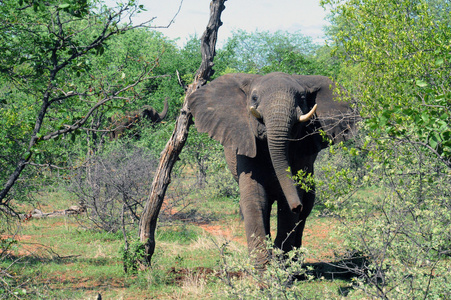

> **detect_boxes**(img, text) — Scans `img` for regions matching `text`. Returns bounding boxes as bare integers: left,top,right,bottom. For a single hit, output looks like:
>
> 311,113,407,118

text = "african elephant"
109,98,168,139
188,72,356,265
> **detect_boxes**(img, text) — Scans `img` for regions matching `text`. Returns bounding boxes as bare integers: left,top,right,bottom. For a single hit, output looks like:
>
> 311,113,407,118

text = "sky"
131,0,330,47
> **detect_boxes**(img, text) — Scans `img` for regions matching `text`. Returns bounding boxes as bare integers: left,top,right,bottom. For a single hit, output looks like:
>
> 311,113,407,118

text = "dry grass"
179,269,208,298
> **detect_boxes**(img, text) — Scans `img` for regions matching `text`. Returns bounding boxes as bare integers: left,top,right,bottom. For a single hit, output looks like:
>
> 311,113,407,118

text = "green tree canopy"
216,30,338,76
324,0,451,166
0,0,163,211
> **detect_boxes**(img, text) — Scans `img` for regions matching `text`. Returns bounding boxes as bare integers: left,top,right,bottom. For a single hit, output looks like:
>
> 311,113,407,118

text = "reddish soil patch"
302,218,343,262
1,234,32,241
196,217,342,263
197,223,246,246
0,234,42,257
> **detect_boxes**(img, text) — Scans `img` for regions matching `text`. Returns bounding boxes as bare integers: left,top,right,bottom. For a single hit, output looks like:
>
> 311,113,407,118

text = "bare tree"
138,0,227,265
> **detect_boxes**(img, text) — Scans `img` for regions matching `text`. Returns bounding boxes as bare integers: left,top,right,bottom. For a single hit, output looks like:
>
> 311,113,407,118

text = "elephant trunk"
158,98,169,120
266,105,302,213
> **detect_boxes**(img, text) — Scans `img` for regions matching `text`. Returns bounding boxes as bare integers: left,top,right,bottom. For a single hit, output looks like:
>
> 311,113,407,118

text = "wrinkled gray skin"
188,72,356,265
109,98,168,139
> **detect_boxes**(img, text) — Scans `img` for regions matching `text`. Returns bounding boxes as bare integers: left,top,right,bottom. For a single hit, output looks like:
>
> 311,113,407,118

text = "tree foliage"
216,30,338,76
324,0,451,166
0,0,161,212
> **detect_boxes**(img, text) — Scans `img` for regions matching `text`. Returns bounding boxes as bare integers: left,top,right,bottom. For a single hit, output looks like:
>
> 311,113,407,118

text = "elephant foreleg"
238,169,272,266
274,188,314,252
274,152,317,252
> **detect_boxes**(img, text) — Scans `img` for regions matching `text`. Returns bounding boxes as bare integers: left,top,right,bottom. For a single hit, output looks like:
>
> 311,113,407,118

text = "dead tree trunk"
138,0,226,265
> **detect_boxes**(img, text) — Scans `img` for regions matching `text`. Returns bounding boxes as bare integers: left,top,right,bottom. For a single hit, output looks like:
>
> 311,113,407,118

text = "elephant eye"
251,94,258,102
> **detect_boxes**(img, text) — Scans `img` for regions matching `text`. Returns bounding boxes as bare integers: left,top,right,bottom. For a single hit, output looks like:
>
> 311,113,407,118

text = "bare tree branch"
150,0,184,29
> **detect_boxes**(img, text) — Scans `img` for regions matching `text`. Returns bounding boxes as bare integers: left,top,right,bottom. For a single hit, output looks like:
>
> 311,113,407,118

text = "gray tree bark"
138,0,226,265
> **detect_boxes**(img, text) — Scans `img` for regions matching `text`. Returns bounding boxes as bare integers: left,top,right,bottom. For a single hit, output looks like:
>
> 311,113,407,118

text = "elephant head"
188,72,354,213
141,97,169,124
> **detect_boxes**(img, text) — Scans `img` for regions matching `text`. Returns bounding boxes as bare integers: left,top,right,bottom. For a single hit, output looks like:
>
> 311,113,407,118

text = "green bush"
217,241,311,299
120,238,146,274
311,136,451,298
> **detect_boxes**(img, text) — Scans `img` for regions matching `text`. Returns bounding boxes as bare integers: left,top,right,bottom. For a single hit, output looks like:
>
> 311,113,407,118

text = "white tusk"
298,104,317,123
249,106,262,119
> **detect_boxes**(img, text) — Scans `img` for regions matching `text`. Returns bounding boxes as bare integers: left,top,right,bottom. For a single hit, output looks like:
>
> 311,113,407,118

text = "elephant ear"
188,73,261,157
293,75,356,145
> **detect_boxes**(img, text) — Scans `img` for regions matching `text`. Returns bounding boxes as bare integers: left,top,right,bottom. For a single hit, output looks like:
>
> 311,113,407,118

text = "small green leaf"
421,111,430,123
435,58,444,66
429,135,439,150
59,3,70,9
416,80,428,88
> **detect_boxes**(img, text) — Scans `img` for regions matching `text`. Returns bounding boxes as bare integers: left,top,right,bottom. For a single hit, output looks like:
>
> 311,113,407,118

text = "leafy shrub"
309,135,451,298
120,238,146,274
310,136,369,214
217,240,311,299
319,0,451,296
343,141,450,298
